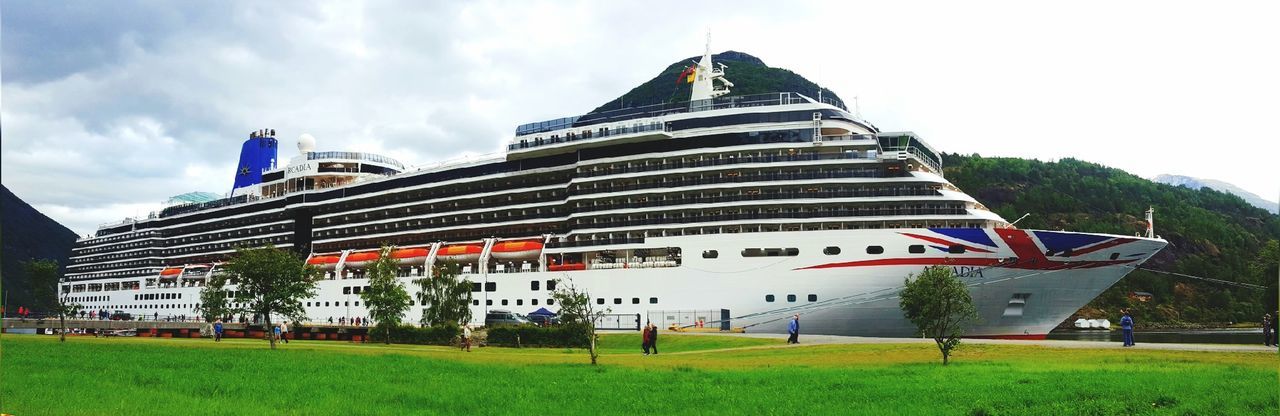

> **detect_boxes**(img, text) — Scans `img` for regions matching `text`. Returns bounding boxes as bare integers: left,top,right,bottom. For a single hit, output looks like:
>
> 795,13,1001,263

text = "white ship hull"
76,228,1164,338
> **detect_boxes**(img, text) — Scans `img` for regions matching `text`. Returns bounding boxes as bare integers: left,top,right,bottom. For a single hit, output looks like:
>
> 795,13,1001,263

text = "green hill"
586,51,842,115
1,184,78,312
943,154,1280,325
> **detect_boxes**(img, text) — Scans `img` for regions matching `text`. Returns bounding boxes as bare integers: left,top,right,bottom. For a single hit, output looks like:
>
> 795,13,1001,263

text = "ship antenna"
1006,213,1031,228
1145,206,1156,238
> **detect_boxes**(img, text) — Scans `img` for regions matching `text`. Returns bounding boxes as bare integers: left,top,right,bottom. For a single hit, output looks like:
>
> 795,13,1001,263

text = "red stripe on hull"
968,334,1049,340
796,257,1002,270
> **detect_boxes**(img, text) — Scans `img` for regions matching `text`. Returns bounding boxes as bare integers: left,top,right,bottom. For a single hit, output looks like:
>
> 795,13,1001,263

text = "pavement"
676,331,1280,353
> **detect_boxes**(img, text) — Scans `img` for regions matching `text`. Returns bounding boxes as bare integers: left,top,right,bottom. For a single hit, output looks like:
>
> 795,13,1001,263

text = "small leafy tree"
362,245,412,344
29,259,80,342
414,263,473,327
899,266,978,365
222,245,319,349
195,273,236,322
551,278,607,365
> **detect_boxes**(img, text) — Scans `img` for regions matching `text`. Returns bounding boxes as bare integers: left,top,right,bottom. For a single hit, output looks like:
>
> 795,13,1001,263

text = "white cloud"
3,0,1278,236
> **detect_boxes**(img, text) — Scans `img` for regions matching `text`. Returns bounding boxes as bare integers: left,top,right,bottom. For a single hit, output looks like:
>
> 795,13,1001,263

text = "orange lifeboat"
391,247,430,266
342,251,380,269
307,255,342,271
490,240,543,261
159,267,183,277
436,244,482,263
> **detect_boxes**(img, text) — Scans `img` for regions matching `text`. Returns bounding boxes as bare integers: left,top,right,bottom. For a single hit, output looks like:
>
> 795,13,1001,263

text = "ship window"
596,298,605,305
354,301,359,306
548,299,555,305
632,298,640,304
787,294,797,302
649,297,658,304
866,246,884,255
823,246,841,255
1109,253,1120,260
501,299,508,306
949,245,966,254
530,281,540,291
473,300,480,306
909,245,926,254
343,287,351,295
484,282,496,292
531,299,539,305
765,294,776,302
808,294,817,302
702,250,719,259
546,280,557,291
516,299,524,306
471,283,482,292
741,248,799,257
325,302,330,307
486,300,493,306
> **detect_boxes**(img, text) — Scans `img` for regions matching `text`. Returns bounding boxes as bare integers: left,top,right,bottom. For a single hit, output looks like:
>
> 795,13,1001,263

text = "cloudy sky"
4,1,1278,235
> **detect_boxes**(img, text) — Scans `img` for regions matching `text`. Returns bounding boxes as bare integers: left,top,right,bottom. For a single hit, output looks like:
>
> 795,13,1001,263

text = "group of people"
641,322,660,355
326,316,368,326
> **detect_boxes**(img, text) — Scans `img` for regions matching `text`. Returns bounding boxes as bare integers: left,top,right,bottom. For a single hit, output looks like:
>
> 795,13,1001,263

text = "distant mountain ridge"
1,184,78,311
1154,174,1278,214
586,51,842,116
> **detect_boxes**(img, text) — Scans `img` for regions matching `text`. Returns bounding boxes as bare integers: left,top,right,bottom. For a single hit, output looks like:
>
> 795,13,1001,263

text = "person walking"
648,323,659,355
214,319,224,342
787,314,800,344
461,325,472,352
1263,313,1274,347
280,320,290,344
272,323,282,343
641,323,652,356
1120,309,1135,347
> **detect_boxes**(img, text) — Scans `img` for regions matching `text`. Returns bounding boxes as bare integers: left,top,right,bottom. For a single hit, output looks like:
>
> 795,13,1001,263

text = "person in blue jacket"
1120,309,1135,347
787,314,800,344
213,319,223,342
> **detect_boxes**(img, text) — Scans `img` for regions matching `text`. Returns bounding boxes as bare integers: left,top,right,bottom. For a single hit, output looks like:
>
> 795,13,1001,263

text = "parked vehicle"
484,310,530,327
109,310,132,321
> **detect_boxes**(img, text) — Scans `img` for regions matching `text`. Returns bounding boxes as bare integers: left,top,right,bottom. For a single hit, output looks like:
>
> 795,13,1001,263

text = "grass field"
1,333,1275,415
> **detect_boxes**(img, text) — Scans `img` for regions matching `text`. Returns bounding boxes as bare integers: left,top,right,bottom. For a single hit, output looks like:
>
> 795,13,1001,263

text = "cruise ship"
62,44,1167,338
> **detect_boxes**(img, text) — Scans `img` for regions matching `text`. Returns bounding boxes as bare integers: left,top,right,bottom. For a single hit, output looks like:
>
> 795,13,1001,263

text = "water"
1047,328,1268,345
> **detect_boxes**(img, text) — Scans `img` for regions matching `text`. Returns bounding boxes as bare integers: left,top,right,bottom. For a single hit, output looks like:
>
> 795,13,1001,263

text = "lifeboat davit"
307,255,342,271
342,251,380,269
436,244,482,263
490,240,543,261
390,247,430,266
159,267,183,277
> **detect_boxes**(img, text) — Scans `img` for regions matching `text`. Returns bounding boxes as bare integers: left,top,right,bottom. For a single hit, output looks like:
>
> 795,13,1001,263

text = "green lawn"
1,334,1275,415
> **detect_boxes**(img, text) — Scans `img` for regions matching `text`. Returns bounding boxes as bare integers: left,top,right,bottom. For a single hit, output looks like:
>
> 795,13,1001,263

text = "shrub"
485,323,590,348
367,323,459,345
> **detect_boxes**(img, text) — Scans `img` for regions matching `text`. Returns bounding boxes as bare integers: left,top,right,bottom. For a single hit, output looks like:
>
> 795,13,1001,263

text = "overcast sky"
4,1,1278,236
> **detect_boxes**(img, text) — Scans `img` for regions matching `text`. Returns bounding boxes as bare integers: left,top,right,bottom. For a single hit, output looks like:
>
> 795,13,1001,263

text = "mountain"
1,184,79,311
586,51,842,115
944,154,1280,324
1154,174,1278,214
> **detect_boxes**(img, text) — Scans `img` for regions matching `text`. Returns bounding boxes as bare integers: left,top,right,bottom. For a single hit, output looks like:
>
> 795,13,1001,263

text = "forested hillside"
943,154,1280,325
1,184,78,311
585,51,841,115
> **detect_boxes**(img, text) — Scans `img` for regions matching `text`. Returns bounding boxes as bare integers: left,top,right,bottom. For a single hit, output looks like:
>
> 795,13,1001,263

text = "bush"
367,323,459,345
486,323,590,348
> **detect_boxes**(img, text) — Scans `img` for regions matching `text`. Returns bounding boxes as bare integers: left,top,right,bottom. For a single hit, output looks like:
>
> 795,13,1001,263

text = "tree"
414,263,473,327
551,279,607,365
28,259,79,342
222,245,319,349
361,245,412,344
899,266,978,365
195,273,236,323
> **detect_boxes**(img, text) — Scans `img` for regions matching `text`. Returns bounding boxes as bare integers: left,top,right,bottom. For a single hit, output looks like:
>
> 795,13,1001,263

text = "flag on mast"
676,65,697,84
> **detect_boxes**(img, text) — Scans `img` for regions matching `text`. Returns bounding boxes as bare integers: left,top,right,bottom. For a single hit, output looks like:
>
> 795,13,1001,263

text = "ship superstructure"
62,45,1166,337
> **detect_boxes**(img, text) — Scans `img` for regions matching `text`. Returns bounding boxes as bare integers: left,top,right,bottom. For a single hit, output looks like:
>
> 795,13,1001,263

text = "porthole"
948,245,966,254
1109,253,1120,260
596,298,605,305
702,250,719,259
649,297,658,304
866,246,884,255
823,246,841,255
808,294,817,302
631,298,640,304
909,245,926,254
765,294,776,302
787,294,797,302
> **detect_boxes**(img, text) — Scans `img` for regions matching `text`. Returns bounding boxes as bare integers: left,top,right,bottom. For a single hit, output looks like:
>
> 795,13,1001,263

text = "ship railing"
547,237,646,249
514,91,841,138
573,188,941,213
575,149,878,178
570,169,887,196
508,121,669,151
573,207,969,230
